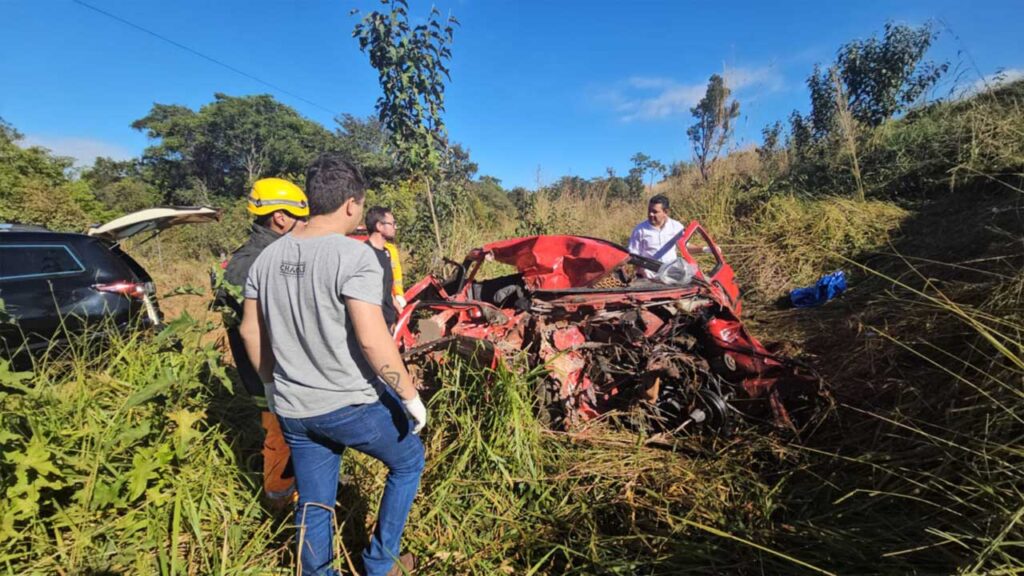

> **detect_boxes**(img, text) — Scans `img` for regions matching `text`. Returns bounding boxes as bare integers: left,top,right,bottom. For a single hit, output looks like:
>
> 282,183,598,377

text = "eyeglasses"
382,221,398,229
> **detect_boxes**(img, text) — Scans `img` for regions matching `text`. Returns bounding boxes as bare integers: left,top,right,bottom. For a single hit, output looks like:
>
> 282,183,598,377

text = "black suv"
0,207,219,360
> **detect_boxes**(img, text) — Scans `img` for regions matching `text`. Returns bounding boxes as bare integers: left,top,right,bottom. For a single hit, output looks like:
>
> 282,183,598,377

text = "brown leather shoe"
385,553,416,576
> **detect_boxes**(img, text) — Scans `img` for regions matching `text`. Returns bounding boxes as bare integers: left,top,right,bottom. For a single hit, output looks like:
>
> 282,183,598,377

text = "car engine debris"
395,222,828,437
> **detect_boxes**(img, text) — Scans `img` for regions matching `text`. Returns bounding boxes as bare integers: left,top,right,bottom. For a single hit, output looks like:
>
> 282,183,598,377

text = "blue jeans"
278,389,425,576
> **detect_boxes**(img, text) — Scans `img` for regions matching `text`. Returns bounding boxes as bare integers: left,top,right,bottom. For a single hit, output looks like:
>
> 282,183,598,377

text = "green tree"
541,176,580,199
0,117,114,229
441,143,478,185
94,178,161,215
81,156,142,189
466,175,515,226
0,118,70,199
788,24,947,200
624,153,666,193
686,74,741,181
667,160,691,179
507,186,531,213
81,157,160,215
646,159,666,189
758,121,785,175
132,94,337,203
602,167,631,201
354,0,458,253
787,110,813,159
333,114,397,189
805,23,947,139
627,153,650,195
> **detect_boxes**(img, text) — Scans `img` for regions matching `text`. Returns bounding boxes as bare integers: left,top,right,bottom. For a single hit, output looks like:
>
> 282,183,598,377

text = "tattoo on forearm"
380,363,404,394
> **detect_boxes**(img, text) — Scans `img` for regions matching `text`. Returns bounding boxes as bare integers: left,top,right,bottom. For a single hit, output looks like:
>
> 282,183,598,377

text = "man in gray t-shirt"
240,154,426,576
245,234,385,417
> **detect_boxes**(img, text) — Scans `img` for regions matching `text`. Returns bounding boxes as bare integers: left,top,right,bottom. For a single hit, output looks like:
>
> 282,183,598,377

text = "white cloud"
598,65,784,122
958,68,1024,99
724,66,786,93
19,135,135,167
620,83,707,122
626,76,677,90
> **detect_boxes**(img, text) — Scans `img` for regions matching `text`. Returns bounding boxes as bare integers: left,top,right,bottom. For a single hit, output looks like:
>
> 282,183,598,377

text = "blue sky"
2,0,1022,189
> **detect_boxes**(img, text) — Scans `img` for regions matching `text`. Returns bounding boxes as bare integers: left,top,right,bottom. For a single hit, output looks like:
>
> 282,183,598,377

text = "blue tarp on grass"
790,270,847,308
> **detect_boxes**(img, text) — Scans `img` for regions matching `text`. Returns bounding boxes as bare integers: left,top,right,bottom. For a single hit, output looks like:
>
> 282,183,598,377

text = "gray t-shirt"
245,233,385,418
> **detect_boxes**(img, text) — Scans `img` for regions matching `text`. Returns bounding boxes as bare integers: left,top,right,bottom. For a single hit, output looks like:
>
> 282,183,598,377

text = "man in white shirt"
628,194,685,278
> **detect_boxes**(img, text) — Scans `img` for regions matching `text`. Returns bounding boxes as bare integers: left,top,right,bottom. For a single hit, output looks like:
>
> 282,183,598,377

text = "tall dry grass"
3,77,1022,576
773,254,1024,574
0,318,836,575
4,247,1019,574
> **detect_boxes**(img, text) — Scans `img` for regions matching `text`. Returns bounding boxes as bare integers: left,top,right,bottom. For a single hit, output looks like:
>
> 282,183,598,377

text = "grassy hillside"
1,83,1022,574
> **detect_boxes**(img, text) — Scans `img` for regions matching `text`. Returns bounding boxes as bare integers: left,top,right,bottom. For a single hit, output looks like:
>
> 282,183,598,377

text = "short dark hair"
649,194,670,211
254,210,299,227
365,205,392,234
305,153,367,216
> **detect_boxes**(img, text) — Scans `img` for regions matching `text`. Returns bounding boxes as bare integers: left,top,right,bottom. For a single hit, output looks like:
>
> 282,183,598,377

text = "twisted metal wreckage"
392,221,827,436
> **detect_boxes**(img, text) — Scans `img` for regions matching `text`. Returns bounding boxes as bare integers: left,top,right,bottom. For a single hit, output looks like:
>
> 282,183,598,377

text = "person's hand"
402,394,428,434
395,294,407,311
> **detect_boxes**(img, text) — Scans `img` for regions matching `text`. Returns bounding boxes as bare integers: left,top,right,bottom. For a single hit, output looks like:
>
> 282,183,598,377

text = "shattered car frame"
395,221,823,435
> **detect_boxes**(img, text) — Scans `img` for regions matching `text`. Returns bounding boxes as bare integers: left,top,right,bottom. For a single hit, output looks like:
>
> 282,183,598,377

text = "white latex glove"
402,394,428,434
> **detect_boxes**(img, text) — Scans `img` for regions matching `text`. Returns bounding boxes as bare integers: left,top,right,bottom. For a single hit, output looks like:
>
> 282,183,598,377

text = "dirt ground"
143,255,230,349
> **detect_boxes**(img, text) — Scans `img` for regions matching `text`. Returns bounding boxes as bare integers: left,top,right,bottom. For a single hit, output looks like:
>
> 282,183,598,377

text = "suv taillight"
93,282,147,299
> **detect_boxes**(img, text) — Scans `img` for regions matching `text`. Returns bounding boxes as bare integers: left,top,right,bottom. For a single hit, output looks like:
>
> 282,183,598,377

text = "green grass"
2,230,1021,574
0,317,835,575
0,315,287,575
2,79,1023,576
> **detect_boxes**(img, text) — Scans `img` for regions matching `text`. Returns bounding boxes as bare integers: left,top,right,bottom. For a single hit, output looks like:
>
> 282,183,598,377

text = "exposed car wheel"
654,378,732,437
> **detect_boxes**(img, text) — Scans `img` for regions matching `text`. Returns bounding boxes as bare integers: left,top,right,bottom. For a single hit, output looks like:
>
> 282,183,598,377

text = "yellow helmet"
247,178,309,218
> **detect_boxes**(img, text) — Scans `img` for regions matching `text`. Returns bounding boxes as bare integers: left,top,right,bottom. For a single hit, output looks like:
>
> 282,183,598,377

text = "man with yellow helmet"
222,177,309,507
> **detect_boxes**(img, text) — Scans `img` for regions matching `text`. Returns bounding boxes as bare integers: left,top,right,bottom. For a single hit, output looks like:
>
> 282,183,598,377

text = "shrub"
0,315,280,574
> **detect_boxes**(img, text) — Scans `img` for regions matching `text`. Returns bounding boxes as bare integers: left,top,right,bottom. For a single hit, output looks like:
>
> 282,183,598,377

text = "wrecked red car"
395,221,824,435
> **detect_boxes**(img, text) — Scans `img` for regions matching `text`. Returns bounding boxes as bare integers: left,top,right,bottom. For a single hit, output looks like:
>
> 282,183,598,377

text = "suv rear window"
0,245,86,281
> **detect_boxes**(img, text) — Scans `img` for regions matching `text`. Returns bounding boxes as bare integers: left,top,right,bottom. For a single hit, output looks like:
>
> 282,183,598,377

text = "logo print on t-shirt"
279,261,306,277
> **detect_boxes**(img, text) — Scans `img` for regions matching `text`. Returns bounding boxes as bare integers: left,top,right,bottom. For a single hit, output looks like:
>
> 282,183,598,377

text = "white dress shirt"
628,218,685,277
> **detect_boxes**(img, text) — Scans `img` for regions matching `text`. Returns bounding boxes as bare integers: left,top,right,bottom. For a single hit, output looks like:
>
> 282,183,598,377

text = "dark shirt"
366,241,397,326
220,223,282,397
225,224,281,290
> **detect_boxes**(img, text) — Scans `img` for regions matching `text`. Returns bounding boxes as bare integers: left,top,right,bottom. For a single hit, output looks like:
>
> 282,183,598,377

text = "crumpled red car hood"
482,235,630,290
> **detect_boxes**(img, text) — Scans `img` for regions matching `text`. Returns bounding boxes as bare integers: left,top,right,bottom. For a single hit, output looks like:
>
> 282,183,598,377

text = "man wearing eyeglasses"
364,206,402,330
